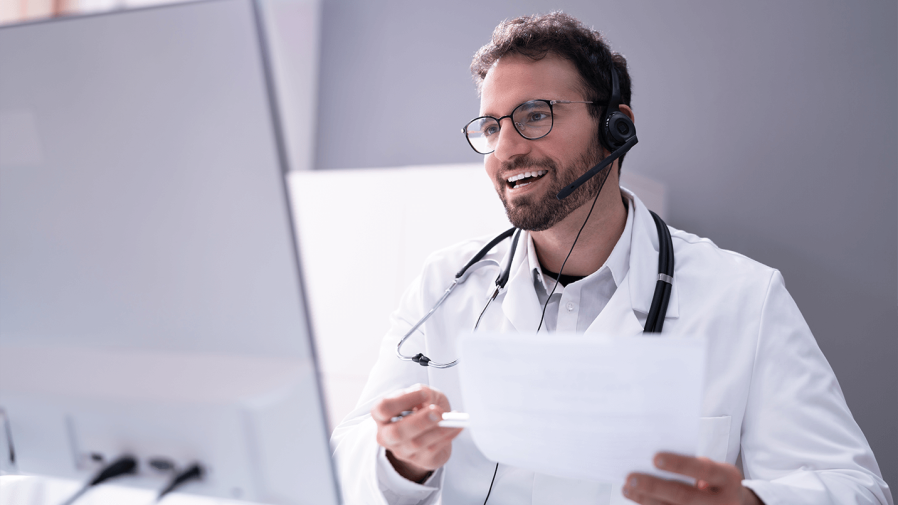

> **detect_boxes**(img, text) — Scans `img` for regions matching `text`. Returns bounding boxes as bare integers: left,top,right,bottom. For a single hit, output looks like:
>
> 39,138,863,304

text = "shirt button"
566,302,575,311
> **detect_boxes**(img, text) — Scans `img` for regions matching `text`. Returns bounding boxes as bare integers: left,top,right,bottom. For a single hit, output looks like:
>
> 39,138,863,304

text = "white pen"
437,411,469,428
390,410,470,428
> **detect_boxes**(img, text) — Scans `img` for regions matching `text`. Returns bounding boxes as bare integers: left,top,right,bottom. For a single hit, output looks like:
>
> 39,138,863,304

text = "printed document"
456,332,707,484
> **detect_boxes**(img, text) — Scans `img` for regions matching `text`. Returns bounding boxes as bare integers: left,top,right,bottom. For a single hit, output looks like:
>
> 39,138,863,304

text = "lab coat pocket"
697,415,731,462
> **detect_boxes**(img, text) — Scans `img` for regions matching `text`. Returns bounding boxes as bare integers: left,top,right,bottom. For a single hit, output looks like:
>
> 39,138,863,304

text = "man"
331,12,892,505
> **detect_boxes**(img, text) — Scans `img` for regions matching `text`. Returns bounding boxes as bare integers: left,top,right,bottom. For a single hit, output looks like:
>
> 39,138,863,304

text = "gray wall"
314,0,898,492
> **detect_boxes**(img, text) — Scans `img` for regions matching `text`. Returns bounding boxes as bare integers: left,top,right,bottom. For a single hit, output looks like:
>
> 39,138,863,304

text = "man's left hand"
622,452,764,505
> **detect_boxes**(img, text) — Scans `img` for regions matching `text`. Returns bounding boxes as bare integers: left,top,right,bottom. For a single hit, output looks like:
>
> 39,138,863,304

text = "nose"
492,116,530,162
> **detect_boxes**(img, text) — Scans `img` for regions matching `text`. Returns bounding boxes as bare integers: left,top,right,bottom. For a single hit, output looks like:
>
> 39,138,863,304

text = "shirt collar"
526,192,634,290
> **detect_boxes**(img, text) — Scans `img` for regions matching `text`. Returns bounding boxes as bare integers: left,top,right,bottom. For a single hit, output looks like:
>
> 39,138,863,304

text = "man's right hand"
371,384,463,483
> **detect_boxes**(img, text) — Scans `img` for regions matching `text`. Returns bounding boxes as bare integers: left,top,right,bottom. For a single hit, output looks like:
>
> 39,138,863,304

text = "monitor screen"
0,0,340,502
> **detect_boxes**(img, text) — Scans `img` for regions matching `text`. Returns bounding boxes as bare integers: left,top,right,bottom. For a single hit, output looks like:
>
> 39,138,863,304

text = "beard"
496,141,608,231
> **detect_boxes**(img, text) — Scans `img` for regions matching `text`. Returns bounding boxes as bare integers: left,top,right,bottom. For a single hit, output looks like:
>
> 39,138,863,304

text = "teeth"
506,170,547,183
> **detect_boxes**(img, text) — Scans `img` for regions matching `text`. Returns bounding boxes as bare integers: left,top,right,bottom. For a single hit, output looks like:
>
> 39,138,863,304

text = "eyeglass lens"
465,100,554,154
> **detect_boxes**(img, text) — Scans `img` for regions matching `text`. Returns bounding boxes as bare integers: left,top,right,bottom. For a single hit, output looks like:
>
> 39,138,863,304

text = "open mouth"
506,170,548,189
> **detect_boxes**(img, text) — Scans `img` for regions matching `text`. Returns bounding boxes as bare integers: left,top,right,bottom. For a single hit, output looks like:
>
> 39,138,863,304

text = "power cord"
59,455,137,505
156,463,204,503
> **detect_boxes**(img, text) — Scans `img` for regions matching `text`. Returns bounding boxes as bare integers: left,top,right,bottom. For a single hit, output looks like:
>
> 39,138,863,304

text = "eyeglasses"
462,99,597,155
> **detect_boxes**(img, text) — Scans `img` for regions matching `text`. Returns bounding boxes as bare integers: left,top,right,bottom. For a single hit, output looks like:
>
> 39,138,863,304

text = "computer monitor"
0,0,340,503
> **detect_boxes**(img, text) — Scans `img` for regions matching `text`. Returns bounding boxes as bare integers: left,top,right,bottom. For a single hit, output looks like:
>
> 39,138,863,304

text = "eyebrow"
479,98,543,118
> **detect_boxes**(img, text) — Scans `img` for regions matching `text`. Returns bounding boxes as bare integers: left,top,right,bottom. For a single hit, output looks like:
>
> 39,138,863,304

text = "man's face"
479,53,605,232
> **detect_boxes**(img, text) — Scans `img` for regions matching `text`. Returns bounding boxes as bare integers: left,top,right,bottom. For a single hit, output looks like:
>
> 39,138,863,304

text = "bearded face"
495,140,607,231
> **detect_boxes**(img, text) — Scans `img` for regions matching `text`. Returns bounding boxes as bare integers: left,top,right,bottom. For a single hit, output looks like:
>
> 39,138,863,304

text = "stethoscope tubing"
644,210,674,333
394,279,462,367
395,228,520,368
396,213,672,368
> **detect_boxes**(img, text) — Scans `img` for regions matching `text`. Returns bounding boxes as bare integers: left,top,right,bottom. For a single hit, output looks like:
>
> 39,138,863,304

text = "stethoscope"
395,209,674,368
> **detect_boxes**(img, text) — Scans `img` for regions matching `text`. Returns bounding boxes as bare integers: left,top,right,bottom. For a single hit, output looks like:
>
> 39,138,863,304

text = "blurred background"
2,0,896,497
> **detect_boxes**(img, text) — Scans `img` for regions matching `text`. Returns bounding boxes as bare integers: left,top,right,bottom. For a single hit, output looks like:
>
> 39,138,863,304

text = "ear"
619,104,635,123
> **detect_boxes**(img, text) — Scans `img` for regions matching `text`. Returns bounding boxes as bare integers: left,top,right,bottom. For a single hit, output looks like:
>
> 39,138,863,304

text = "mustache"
500,156,557,173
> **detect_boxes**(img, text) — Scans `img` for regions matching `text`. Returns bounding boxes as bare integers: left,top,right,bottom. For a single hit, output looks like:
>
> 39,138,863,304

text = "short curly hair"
471,11,632,159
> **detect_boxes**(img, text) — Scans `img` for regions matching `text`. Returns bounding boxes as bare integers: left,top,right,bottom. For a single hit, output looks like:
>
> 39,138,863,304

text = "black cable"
482,463,499,505
59,455,137,505
156,463,204,502
536,166,609,332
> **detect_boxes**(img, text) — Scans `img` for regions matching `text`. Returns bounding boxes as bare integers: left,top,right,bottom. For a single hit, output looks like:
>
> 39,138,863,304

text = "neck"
530,174,627,277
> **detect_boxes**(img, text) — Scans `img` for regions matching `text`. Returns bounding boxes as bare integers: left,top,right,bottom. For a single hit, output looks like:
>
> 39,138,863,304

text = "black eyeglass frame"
462,99,599,155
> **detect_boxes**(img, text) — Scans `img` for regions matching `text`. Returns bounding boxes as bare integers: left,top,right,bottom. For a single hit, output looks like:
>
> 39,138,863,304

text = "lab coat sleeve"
330,267,445,505
739,270,893,505
376,446,444,504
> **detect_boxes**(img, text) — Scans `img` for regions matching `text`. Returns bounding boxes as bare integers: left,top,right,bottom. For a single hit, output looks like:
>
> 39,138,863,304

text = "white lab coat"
331,189,892,505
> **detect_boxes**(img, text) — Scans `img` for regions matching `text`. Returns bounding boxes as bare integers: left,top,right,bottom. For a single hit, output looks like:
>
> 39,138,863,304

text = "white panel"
288,164,509,427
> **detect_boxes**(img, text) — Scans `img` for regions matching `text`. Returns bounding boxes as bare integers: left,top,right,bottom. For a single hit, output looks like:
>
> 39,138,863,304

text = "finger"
415,426,464,467
392,405,445,443
624,473,703,505
371,385,430,424
415,384,451,411
396,420,464,463
654,453,733,487
377,404,444,448
414,418,464,453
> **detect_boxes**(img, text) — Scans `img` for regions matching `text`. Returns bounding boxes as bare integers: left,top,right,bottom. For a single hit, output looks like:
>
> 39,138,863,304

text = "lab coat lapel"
584,270,645,336
584,190,680,336
498,233,545,333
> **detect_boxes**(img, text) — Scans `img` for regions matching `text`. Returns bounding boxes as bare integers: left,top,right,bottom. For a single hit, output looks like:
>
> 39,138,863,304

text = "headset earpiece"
604,110,635,150
600,65,636,151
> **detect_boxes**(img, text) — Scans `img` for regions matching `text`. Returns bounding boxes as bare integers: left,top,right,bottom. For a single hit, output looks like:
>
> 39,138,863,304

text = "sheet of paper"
456,332,707,484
